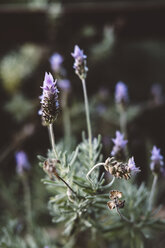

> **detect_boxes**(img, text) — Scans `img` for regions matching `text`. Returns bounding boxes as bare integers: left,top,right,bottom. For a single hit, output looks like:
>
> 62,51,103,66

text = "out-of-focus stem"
81,78,93,162
62,92,71,147
48,124,58,160
21,174,32,233
116,207,132,223
119,108,127,138
148,174,158,211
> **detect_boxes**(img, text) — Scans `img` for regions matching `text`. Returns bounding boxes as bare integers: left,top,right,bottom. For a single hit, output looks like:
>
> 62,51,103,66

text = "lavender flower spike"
111,131,128,159
128,157,140,175
49,53,63,73
40,72,59,125
115,81,128,105
71,45,88,80
150,146,164,174
15,151,30,175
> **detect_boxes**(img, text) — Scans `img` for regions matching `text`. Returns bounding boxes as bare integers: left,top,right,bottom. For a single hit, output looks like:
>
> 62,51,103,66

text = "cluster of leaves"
0,220,54,248
39,130,165,248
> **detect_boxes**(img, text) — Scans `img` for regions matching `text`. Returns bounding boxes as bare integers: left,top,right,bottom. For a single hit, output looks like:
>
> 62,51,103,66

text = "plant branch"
48,124,58,160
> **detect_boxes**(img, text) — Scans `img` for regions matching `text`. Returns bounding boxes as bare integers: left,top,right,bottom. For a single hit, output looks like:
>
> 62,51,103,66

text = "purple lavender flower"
57,79,71,92
49,53,63,73
15,151,30,175
150,146,164,174
71,45,88,80
40,72,59,125
71,45,87,59
128,157,140,174
111,131,128,159
115,81,128,104
151,83,163,105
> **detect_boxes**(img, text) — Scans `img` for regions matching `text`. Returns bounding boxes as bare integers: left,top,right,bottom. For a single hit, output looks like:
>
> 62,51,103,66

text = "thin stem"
119,108,127,138
58,175,77,196
118,104,129,157
48,124,58,160
81,79,92,162
62,92,71,147
86,162,105,183
116,207,132,223
21,174,33,233
148,174,158,211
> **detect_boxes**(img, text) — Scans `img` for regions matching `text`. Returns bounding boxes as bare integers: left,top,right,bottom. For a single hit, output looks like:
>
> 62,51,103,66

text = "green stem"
62,92,71,147
86,162,105,183
116,207,132,223
118,104,128,157
21,174,33,233
48,124,58,160
119,108,127,138
87,162,115,189
58,175,76,196
81,79,93,162
148,174,158,211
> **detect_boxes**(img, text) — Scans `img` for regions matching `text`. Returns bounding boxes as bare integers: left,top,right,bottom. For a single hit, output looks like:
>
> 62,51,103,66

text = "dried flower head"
115,81,128,105
71,45,88,80
104,156,140,179
111,131,128,160
104,157,131,180
49,53,63,73
107,190,125,210
15,151,30,175
43,159,60,180
110,190,122,199
150,146,164,174
40,72,59,125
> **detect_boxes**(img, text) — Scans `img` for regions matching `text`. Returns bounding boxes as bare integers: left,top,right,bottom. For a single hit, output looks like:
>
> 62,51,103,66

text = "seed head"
43,159,60,180
107,190,125,210
104,157,131,180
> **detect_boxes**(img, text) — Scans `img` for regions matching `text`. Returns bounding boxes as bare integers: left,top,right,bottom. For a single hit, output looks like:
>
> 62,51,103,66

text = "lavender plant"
38,46,165,248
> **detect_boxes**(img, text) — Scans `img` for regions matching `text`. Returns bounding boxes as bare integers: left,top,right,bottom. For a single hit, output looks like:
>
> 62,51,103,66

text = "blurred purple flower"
49,53,63,73
96,104,106,115
40,72,59,125
71,45,88,80
57,79,71,92
151,83,163,105
111,131,128,158
98,87,109,100
115,81,128,104
150,146,164,173
71,45,87,60
128,157,140,174
15,151,30,175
